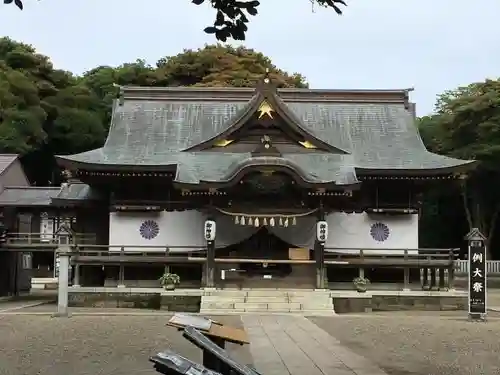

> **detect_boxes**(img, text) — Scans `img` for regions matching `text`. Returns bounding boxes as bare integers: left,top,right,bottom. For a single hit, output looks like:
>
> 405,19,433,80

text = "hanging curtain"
214,214,260,249
267,216,317,249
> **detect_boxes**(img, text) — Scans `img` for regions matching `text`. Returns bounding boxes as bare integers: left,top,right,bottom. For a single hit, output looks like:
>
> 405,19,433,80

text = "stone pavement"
0,299,49,313
242,315,388,375
487,289,500,311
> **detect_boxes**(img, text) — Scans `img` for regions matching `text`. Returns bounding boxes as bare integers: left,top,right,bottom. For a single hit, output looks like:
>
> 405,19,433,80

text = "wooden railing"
323,247,459,267
455,260,500,275
2,236,462,269
5,232,97,249
71,244,207,264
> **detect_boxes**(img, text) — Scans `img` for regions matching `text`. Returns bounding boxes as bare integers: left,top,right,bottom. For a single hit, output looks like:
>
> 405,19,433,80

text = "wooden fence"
455,260,500,275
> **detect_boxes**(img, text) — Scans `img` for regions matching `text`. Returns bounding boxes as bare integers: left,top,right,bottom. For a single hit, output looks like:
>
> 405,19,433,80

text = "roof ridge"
120,85,412,94
118,85,412,105
4,186,61,190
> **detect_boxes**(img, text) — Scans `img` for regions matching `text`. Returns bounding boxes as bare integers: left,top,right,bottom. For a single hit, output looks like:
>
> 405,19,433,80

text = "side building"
50,75,475,289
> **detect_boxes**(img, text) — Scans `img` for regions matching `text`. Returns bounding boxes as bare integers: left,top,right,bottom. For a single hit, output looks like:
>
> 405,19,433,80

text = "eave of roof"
55,81,472,178
0,186,61,207
50,182,105,207
56,154,178,172
0,154,20,176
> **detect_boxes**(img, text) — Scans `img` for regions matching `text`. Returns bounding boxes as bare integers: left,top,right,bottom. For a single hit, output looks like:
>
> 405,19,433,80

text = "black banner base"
468,313,487,322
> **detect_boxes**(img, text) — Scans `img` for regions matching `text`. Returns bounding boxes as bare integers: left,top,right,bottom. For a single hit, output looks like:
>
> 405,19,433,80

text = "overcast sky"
1,0,499,115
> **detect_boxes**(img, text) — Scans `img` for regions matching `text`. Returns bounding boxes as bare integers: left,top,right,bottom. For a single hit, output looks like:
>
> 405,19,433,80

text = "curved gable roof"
56,84,475,178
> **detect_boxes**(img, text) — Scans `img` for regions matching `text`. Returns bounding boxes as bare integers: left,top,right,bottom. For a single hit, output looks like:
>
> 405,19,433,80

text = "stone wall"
333,294,467,313
68,292,201,312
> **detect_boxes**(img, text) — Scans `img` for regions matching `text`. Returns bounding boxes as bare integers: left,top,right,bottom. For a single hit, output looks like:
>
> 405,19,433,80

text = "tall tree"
419,79,500,257
0,37,107,184
81,44,308,127
0,39,309,184
3,0,346,41
156,45,308,88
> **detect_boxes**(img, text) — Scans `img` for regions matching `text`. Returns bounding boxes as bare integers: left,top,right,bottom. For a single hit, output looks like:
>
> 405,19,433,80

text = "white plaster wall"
326,212,418,255
109,210,206,252
108,210,418,255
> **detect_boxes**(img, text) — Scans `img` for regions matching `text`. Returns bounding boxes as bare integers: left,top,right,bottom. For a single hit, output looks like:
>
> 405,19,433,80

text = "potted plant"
159,272,180,291
353,276,370,293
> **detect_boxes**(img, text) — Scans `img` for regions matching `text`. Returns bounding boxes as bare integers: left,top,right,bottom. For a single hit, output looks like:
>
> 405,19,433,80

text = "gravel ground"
0,315,251,375
311,311,500,375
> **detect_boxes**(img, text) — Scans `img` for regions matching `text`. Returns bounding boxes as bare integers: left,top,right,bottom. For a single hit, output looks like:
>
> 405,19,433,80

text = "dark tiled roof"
0,186,61,206
56,88,474,184
52,182,102,202
0,154,19,175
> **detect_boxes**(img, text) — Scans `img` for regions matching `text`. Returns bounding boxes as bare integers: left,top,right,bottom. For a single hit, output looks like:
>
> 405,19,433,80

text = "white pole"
53,250,71,317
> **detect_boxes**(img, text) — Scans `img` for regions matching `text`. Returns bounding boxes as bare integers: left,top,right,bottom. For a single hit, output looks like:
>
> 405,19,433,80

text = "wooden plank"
324,259,452,266
167,316,249,345
169,313,212,331
215,258,315,264
289,248,310,260
73,255,205,264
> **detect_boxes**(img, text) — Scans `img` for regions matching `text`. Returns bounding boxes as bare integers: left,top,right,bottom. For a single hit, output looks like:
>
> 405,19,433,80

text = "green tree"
156,45,308,88
0,39,309,184
4,0,346,41
80,44,308,128
0,37,108,184
419,79,500,257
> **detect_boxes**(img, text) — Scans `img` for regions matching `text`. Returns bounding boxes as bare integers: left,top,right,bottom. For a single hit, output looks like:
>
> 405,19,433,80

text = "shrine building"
13,74,476,290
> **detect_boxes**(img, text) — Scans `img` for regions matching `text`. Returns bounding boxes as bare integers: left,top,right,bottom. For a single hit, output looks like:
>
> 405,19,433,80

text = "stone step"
301,303,334,310
201,302,333,311
201,302,235,310
202,296,246,303
204,290,246,297
242,290,294,297
199,289,335,315
200,309,336,316
299,310,337,316
243,297,289,303
235,302,270,310
288,297,332,303
205,290,332,297
200,309,245,314
267,302,302,310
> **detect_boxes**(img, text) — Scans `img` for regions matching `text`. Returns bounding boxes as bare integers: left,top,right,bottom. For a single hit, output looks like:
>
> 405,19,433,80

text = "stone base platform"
65,287,467,314
331,290,467,313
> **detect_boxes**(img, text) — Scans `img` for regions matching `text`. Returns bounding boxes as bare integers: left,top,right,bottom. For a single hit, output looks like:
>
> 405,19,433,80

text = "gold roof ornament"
299,140,317,149
213,139,234,147
258,100,274,119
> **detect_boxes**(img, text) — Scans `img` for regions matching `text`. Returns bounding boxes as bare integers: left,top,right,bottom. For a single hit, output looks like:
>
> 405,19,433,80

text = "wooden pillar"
403,268,410,291
430,268,437,290
358,267,365,278
204,215,216,289
73,264,80,287
315,241,325,289
118,265,125,287
403,249,410,291
438,268,445,290
447,249,456,290
315,210,326,289
206,240,215,288
421,268,429,290
447,264,455,290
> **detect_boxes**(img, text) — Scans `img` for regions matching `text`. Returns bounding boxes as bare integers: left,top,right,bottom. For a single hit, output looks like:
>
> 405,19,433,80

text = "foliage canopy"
0,38,307,185
418,78,500,255
3,0,346,41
